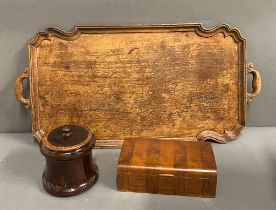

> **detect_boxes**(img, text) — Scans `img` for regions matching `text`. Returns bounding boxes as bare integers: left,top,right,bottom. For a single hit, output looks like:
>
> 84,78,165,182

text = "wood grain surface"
117,138,217,197
15,24,261,147
40,129,98,197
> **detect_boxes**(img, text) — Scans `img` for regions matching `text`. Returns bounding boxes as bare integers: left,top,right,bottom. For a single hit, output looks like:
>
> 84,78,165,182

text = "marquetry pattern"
117,138,217,197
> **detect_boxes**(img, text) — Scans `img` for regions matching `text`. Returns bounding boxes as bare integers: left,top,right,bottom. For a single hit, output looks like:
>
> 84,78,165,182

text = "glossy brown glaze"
40,125,98,197
117,138,217,197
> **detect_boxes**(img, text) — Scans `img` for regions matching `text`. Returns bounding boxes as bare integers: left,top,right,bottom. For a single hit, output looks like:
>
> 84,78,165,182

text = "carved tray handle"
15,68,31,109
247,63,261,104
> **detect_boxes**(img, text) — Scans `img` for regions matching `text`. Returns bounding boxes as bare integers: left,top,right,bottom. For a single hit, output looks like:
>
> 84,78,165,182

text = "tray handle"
247,63,261,104
15,68,31,109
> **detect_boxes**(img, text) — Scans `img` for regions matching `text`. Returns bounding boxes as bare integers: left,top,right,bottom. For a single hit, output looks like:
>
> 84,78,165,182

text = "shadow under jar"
40,125,98,197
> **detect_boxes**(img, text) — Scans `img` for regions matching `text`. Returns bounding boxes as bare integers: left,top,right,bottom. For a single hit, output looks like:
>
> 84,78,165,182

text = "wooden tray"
15,24,261,148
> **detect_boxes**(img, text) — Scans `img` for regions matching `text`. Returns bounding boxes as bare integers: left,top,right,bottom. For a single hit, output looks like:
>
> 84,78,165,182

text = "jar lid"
48,125,89,147
41,125,95,155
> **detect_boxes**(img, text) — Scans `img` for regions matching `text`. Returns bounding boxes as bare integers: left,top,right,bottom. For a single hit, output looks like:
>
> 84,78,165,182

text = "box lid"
118,138,217,178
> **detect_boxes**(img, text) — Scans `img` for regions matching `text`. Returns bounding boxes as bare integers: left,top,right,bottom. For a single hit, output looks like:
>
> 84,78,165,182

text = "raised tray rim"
19,23,254,147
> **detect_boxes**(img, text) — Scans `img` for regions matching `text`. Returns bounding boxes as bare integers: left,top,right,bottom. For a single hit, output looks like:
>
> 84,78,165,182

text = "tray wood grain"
15,24,261,148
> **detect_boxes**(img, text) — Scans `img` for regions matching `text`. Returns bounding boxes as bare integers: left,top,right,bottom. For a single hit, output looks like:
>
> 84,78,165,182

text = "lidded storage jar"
40,125,98,196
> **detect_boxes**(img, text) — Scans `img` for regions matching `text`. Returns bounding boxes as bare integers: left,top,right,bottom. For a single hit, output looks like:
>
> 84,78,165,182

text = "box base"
117,173,216,198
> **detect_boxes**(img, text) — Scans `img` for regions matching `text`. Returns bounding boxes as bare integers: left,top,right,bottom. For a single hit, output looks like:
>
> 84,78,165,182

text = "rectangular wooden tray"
15,24,261,148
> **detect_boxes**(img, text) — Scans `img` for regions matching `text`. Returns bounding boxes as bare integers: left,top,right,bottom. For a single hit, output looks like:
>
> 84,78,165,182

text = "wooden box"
117,138,217,197
15,24,261,147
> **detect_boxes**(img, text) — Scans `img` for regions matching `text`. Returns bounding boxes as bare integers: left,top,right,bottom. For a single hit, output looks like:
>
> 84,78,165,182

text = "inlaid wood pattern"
117,138,217,197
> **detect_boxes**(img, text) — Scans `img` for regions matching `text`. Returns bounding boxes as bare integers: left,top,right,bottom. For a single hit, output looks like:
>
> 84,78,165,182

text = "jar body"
42,149,98,197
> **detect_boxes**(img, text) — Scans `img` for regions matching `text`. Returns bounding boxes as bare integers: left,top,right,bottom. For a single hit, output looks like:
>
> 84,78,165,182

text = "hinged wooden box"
117,138,217,197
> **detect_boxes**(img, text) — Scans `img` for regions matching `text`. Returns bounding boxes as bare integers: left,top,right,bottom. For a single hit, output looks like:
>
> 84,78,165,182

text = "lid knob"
62,126,72,137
